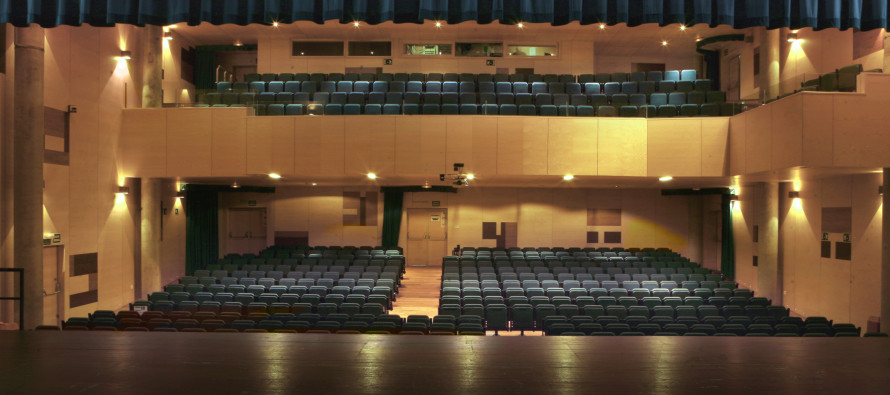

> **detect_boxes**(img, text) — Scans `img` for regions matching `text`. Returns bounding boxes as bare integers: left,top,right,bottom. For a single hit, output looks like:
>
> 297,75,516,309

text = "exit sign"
248,200,257,207
432,201,440,207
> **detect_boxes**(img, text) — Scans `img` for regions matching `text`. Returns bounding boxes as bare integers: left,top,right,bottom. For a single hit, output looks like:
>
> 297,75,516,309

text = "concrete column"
756,182,782,304
140,178,162,297
883,33,890,74
759,27,781,101
13,26,45,330
142,25,163,108
881,169,890,333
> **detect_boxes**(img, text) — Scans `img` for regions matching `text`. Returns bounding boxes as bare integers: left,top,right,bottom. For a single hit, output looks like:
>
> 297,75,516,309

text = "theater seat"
597,106,617,117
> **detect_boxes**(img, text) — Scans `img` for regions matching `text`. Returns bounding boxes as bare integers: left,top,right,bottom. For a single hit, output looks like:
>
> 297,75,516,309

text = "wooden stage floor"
1,332,888,394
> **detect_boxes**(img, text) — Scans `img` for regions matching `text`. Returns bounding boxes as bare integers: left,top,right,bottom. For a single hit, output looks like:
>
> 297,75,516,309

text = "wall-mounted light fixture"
729,194,740,201
786,32,800,43
175,191,186,199
163,31,173,41
117,186,130,195
116,50,132,60
880,186,884,196
788,191,800,199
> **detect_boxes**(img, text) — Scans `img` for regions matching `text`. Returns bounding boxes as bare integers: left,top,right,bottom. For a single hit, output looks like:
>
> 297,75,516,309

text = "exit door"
42,246,64,326
227,208,268,255
407,209,447,267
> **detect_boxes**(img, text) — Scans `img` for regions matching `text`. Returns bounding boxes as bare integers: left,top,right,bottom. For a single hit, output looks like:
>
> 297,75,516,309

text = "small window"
455,42,503,57
348,41,391,56
292,41,344,56
506,45,557,57
404,44,452,55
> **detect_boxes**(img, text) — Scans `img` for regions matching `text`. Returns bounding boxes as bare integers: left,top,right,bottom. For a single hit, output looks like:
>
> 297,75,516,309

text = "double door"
406,209,447,267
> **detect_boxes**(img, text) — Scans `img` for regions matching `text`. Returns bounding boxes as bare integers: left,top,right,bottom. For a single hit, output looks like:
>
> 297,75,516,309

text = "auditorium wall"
1,24,148,323
732,173,882,331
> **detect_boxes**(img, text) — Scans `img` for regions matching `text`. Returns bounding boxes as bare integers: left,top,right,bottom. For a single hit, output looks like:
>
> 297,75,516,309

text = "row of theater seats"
243,70,698,84
226,246,402,260
205,101,741,118
218,79,714,97
800,63,866,93
460,246,674,253
55,311,494,335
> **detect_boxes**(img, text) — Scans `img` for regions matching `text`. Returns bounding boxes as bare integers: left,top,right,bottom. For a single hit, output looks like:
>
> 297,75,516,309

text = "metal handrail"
0,268,24,331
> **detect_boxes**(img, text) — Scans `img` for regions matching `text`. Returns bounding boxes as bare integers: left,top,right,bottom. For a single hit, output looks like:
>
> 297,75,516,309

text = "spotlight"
268,173,282,179
661,40,668,46
422,181,431,189
563,174,574,181
353,21,360,27
787,32,800,43
272,21,279,27
115,51,132,60
658,176,673,182
233,40,243,47
788,191,800,199
311,183,318,186
175,191,186,199
163,31,173,41
680,25,686,31
435,21,442,28
517,22,524,29
367,173,377,180
599,23,606,30
466,174,475,180
231,182,240,189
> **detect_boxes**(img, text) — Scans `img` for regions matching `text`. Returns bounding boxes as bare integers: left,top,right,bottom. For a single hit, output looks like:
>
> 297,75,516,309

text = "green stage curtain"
185,188,218,275
381,191,403,249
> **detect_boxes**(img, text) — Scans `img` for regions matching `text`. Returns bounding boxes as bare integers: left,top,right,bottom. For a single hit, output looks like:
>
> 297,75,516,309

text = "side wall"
733,174,883,330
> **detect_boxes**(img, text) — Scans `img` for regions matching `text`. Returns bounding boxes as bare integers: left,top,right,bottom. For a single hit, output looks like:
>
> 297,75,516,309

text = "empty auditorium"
1,1,890,393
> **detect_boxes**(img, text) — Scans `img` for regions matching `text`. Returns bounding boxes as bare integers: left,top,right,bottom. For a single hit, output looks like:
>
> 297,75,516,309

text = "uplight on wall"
786,32,800,43
879,186,884,196
115,50,132,60
268,173,282,179
367,173,377,180
788,190,800,199
163,31,173,41
117,186,130,195
658,176,673,182
563,174,574,181
175,191,186,199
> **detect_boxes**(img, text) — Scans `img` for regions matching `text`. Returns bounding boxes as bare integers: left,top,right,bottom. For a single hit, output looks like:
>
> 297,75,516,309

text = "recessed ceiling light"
659,176,673,182
367,173,377,180
563,174,574,181
599,23,606,30
661,40,668,46
268,173,282,179
353,21,360,27
517,22,524,28
466,174,475,180
679,25,686,31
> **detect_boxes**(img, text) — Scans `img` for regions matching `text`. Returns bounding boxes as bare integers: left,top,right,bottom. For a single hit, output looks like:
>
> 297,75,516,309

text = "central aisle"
389,266,442,318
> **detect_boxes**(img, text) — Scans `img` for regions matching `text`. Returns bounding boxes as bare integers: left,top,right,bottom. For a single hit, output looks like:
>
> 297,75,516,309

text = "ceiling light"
680,25,686,31
231,182,240,189
272,21,279,27
353,21,360,27
695,37,702,42
563,174,574,181
233,40,243,47
517,22,524,29
422,181,431,189
367,173,377,180
599,23,606,30
268,173,282,179
659,176,673,182
435,21,442,28
466,174,475,180
370,51,374,55
661,40,668,46
311,182,318,186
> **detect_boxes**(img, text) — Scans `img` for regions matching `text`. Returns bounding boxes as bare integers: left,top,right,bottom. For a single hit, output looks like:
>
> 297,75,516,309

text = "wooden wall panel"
345,116,395,176
166,108,212,176
598,118,647,176
547,118,597,176
647,119,702,177
120,109,166,177
245,117,273,175
210,108,248,177
701,118,729,176
770,95,803,170
744,105,772,174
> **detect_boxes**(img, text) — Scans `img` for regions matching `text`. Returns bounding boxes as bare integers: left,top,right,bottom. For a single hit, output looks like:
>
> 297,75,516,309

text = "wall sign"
432,201,440,207
248,200,256,207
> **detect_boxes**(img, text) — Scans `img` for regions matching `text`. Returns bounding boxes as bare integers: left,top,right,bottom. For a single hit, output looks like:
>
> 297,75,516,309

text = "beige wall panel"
496,118,525,175
44,28,70,111
744,105,772,174
732,187,756,290
821,176,852,207
293,117,323,175
471,117,499,177
547,118,597,176
450,189,490,250
210,108,248,176
445,117,474,171
516,189,554,247
621,190,658,249
647,119,702,177
598,118,647,176
728,114,747,176
770,95,803,170
849,174,883,330
420,117,448,175
166,108,212,176
271,188,310,231
800,94,834,167
394,117,423,175
700,118,729,176
832,94,890,167
160,182,186,288
480,188,519,222
317,118,346,176
345,116,395,176
307,188,345,246
245,117,273,175
268,117,296,177
550,189,587,247
120,110,167,177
